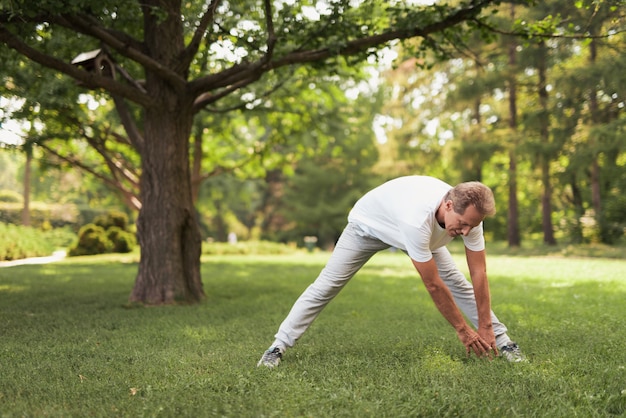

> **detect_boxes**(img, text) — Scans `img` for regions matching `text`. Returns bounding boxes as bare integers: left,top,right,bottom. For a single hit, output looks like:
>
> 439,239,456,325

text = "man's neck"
436,200,446,228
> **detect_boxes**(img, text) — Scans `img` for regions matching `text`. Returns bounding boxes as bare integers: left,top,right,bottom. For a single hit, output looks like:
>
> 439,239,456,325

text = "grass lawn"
1,250,625,417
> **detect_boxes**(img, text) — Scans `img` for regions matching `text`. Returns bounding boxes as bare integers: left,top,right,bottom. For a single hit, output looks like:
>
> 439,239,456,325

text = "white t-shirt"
347,176,485,262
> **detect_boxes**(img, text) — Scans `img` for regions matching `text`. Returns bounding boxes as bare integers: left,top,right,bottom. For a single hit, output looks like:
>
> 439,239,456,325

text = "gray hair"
444,181,496,217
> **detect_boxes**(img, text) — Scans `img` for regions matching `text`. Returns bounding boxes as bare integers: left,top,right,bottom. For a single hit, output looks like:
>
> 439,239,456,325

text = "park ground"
0,247,624,417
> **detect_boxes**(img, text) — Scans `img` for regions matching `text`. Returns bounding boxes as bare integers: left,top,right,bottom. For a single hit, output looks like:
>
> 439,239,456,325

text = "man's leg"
271,223,389,352
431,247,512,347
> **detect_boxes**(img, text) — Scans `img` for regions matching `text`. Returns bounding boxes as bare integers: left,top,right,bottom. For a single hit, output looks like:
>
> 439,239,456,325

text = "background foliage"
0,0,624,253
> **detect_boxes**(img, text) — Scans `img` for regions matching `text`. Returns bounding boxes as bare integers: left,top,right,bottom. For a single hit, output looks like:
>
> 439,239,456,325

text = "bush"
43,226,78,249
69,212,136,257
0,223,57,261
94,210,130,231
69,224,113,256
107,226,136,253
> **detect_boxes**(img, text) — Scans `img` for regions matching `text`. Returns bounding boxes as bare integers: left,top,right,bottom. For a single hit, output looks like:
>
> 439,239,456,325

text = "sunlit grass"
0,250,624,417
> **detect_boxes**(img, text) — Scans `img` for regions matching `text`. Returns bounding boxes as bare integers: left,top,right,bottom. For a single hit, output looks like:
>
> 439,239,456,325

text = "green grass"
1,251,625,417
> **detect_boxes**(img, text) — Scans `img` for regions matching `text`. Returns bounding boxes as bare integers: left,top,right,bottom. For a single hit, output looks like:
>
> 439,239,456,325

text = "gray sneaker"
500,342,526,362
257,347,282,368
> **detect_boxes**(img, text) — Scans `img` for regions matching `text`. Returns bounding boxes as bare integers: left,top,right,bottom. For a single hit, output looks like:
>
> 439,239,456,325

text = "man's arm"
465,248,497,352
412,257,492,358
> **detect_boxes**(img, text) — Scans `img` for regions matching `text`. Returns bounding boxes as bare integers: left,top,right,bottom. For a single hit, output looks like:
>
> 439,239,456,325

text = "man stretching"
258,176,525,367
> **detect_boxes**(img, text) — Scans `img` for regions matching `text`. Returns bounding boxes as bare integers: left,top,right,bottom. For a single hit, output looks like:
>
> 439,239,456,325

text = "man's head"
439,182,496,237
444,181,496,217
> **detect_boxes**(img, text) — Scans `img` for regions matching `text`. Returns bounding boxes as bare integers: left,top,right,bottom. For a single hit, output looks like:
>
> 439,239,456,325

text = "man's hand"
412,258,495,360
478,325,498,356
457,326,494,359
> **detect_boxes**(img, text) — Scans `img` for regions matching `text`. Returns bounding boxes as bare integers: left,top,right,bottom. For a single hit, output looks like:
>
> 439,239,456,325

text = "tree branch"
194,66,294,113
76,127,140,189
179,0,221,71
84,132,140,189
189,0,492,103
263,0,276,57
192,73,263,112
38,141,141,210
0,26,155,107
471,16,626,41
58,14,187,92
111,95,145,153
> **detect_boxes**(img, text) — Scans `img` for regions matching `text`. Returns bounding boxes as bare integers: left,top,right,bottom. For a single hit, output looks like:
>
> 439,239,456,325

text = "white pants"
273,222,509,350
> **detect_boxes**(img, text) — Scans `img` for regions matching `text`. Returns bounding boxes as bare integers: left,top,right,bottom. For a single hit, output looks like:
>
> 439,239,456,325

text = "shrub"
69,211,136,257
107,226,136,253
94,210,130,231
0,223,57,261
69,224,113,256
44,226,78,249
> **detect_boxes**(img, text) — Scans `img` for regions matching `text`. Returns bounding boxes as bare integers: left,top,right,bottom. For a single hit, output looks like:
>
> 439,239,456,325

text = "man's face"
443,202,484,237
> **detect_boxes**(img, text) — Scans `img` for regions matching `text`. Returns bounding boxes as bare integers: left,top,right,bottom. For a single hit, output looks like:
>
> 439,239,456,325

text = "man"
258,176,525,368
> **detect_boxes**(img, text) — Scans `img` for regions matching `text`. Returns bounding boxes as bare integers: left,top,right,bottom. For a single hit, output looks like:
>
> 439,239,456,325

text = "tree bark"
129,0,203,304
537,41,556,245
21,149,32,227
507,150,520,246
569,177,584,243
130,100,204,304
506,3,520,247
588,38,602,224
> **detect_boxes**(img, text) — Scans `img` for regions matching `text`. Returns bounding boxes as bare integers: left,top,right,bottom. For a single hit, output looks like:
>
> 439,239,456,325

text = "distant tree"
372,0,625,245
21,147,32,226
536,39,557,245
504,3,521,247
577,4,625,243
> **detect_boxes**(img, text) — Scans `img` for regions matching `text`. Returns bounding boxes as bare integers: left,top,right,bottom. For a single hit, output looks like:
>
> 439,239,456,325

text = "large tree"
1,0,516,305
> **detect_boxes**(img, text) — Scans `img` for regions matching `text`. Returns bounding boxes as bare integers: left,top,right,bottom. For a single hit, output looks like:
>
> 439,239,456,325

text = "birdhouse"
71,48,116,78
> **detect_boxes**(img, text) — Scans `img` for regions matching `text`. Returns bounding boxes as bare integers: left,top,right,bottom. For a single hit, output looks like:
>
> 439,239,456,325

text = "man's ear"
445,200,454,211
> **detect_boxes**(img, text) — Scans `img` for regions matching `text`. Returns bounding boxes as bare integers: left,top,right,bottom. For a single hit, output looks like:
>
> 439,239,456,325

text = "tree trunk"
191,128,203,204
540,156,556,245
129,1,203,304
537,41,556,245
507,150,520,246
21,149,32,227
588,38,602,223
130,103,204,304
506,3,521,247
468,96,483,181
590,158,601,218
570,177,584,244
